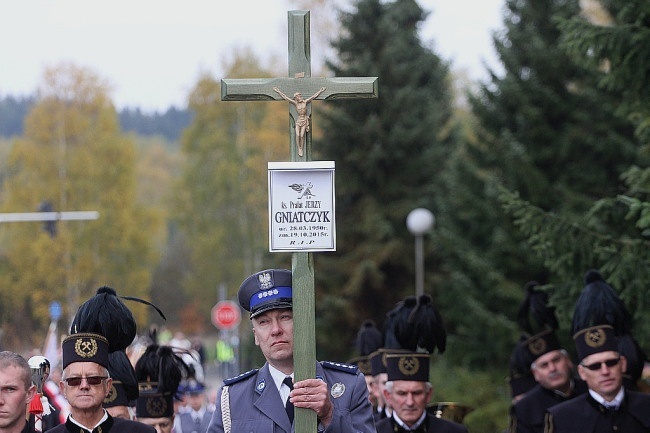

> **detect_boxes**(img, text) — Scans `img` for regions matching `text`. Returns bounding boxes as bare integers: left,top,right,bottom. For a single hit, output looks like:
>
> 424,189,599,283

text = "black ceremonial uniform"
375,413,467,433
545,390,650,433
46,414,156,433
509,380,588,433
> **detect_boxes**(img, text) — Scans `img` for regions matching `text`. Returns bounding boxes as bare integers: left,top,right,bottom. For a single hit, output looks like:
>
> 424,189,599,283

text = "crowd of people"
1,268,649,433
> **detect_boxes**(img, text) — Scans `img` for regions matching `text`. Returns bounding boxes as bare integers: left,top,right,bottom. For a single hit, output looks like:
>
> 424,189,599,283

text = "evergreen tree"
315,0,455,359
436,0,642,367
498,0,650,346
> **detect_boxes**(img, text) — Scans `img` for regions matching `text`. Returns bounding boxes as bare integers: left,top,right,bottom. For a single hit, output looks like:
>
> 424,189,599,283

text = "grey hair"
385,381,433,393
531,349,569,370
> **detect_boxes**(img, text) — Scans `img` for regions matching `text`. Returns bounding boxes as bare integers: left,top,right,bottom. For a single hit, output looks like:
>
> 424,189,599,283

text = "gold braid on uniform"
544,412,554,433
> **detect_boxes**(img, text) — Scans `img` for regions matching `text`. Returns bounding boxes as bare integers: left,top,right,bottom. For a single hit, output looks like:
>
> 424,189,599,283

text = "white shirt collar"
269,364,294,402
392,410,427,431
589,387,624,409
69,409,109,431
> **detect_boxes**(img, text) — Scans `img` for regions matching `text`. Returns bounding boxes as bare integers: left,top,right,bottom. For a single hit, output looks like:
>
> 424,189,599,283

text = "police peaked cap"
238,269,293,318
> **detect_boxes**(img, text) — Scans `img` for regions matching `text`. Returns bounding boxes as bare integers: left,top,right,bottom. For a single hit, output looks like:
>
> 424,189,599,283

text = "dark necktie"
283,376,294,424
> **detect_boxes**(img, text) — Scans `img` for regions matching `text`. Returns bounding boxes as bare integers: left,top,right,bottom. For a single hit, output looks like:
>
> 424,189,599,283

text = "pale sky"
0,0,504,113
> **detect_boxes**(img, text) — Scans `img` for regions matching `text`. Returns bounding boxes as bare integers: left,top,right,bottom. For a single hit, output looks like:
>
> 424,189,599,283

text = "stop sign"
211,300,241,330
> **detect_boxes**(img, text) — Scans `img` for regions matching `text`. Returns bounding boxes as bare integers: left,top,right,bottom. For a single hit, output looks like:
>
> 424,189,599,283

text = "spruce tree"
436,0,642,366
314,0,455,359
498,0,650,346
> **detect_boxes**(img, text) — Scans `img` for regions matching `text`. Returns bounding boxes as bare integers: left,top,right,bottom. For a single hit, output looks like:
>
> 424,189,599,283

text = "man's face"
363,375,376,406
60,362,112,413
139,416,174,433
578,351,626,400
384,381,432,427
187,392,205,411
252,308,294,369
0,365,35,430
372,373,387,408
531,350,573,391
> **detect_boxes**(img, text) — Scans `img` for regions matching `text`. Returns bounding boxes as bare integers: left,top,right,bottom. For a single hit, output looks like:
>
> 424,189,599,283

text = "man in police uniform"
47,333,155,433
177,378,213,433
509,329,587,433
206,269,375,433
375,352,467,433
545,325,650,433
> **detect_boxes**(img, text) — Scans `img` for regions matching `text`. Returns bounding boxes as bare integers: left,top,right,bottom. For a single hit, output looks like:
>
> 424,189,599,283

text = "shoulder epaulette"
223,368,259,385
321,361,358,374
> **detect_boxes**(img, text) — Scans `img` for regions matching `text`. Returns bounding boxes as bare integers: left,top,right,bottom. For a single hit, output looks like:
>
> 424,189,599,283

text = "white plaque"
268,161,336,252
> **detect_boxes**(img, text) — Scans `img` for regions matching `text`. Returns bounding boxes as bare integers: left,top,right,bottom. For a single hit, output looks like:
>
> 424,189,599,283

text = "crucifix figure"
273,86,326,156
220,10,378,433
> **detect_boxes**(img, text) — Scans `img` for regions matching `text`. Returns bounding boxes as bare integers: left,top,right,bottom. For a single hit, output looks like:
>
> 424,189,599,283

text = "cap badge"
146,395,168,417
256,379,266,392
529,338,547,356
74,337,99,358
585,328,606,348
398,356,420,376
258,272,273,290
330,382,345,398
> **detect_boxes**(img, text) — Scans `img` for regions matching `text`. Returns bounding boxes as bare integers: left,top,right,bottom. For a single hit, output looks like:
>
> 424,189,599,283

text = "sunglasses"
63,376,107,386
580,357,621,371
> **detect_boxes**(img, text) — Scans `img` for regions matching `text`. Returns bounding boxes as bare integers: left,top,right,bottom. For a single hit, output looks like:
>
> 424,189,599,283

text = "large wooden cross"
222,10,377,432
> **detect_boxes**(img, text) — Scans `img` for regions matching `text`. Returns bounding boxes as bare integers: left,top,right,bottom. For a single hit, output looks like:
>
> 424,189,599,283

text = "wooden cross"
221,10,377,433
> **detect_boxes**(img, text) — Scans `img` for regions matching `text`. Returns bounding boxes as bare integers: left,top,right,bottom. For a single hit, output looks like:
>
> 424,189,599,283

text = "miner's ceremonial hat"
135,344,189,419
238,269,293,318
523,329,562,363
385,352,430,382
104,380,130,408
62,332,110,369
574,324,618,362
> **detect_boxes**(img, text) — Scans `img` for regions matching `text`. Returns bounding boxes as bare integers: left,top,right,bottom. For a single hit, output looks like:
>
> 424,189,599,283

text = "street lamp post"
406,208,435,297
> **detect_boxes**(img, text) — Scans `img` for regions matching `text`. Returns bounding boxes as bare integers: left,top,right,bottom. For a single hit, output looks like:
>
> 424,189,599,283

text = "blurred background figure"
176,378,213,433
135,344,190,433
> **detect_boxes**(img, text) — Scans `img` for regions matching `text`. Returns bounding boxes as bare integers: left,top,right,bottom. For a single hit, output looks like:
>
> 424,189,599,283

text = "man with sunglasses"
47,333,154,433
508,329,587,433
545,325,650,432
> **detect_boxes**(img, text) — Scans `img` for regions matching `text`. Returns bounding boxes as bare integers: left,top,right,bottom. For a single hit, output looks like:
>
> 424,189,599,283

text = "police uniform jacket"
545,390,650,433
206,361,376,433
509,380,587,433
375,413,468,433
178,408,214,433
45,415,156,433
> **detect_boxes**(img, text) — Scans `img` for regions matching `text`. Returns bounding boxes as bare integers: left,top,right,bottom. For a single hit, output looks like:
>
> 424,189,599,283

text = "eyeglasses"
580,357,621,371
63,376,107,386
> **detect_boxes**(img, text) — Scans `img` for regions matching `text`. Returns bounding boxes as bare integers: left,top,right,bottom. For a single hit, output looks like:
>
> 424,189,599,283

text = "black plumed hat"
355,320,383,356
516,281,558,335
71,286,165,353
135,344,189,396
572,269,647,386
384,294,446,355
